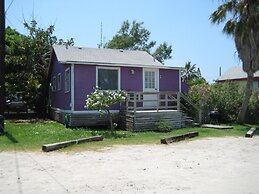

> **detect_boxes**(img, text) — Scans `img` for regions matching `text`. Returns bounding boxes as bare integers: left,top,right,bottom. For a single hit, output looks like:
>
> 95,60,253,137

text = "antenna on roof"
98,22,103,48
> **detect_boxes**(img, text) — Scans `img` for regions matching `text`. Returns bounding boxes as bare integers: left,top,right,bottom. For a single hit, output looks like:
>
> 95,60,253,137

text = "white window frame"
65,68,71,93
96,66,121,90
57,73,61,91
52,76,57,92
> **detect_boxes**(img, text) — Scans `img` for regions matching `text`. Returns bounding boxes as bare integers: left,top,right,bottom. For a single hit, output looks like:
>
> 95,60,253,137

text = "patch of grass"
0,120,258,152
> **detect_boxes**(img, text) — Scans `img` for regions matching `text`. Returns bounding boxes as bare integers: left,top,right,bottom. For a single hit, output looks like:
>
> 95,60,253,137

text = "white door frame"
143,68,159,107
143,68,159,92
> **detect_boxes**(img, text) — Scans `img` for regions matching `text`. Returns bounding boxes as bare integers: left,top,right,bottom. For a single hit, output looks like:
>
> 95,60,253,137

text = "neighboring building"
217,66,259,89
48,45,185,128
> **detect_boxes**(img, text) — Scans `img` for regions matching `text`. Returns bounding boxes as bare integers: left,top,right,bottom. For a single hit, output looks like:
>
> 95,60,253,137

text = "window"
57,73,61,91
65,68,70,93
97,67,119,90
52,76,56,92
145,71,155,89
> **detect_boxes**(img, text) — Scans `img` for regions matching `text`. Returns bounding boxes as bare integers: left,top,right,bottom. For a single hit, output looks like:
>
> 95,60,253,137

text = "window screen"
98,68,118,90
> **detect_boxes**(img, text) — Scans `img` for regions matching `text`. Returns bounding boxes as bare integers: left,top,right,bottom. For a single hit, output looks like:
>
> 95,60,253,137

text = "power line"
5,0,15,14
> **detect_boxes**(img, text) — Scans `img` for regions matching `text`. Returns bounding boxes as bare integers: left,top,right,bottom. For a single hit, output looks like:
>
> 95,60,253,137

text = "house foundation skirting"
50,108,187,130
49,108,120,127
122,110,186,132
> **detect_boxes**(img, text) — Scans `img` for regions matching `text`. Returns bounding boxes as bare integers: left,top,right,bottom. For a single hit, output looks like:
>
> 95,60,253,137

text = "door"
143,69,159,107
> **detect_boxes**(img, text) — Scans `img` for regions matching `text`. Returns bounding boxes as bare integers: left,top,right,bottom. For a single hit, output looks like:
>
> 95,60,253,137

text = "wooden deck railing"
125,91,180,113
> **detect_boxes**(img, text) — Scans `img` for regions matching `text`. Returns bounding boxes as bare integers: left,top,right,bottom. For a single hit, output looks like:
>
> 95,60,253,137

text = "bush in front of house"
208,82,244,122
187,83,211,122
246,89,259,124
154,120,173,132
85,87,127,130
188,81,259,124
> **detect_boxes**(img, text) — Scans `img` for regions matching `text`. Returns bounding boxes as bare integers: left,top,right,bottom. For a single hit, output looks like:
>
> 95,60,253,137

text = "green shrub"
246,89,259,124
208,82,244,122
187,83,211,122
154,120,172,132
187,82,258,123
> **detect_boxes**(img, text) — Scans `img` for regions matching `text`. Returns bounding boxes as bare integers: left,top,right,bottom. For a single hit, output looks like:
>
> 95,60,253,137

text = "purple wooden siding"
72,65,180,111
121,67,143,91
74,65,143,111
74,65,96,111
159,69,179,91
50,54,71,110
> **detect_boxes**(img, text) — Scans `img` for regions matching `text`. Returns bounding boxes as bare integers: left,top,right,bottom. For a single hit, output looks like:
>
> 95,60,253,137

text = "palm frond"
223,19,237,34
210,1,235,24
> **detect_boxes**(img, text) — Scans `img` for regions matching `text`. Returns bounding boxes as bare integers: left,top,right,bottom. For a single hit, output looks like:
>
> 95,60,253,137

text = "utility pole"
98,22,103,48
0,0,5,117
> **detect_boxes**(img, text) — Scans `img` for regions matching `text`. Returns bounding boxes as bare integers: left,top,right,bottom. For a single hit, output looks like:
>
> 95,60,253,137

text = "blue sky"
5,0,241,82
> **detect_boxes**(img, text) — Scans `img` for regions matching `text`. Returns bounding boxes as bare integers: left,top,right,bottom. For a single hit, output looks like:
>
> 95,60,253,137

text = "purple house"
48,45,185,129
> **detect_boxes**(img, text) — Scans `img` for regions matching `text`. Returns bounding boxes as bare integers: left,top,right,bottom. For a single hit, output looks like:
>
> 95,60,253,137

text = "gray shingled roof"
53,45,175,69
217,66,259,81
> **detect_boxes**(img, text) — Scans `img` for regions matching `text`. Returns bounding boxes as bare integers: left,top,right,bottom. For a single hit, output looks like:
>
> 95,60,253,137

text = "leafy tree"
152,42,172,64
181,61,203,84
105,20,172,63
210,0,259,123
24,20,74,117
85,87,126,130
5,21,74,117
5,27,37,108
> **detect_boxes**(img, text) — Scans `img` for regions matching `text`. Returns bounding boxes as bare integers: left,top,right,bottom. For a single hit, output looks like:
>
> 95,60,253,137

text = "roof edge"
61,60,181,70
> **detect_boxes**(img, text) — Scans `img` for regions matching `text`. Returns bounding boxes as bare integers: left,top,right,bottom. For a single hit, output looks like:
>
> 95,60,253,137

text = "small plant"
85,87,127,130
154,120,172,132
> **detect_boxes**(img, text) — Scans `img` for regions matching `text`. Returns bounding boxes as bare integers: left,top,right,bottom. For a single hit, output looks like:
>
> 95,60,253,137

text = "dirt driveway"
1,137,259,194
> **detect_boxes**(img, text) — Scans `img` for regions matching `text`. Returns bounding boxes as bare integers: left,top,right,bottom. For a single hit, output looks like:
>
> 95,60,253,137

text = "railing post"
165,94,168,110
177,92,180,111
126,93,129,113
157,93,159,112
134,92,136,114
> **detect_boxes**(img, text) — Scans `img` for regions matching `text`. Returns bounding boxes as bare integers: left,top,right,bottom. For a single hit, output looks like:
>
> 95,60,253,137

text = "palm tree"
210,0,259,123
181,61,201,83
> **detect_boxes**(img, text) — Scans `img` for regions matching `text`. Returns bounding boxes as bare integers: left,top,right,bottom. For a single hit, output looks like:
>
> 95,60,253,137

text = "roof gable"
217,66,259,81
53,45,166,68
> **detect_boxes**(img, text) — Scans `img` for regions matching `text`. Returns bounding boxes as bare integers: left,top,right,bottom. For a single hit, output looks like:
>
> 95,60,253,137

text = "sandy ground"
1,137,259,194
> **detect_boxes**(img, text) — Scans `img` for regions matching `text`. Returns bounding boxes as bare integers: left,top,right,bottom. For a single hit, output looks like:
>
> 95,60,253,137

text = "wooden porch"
121,91,188,131
50,91,197,130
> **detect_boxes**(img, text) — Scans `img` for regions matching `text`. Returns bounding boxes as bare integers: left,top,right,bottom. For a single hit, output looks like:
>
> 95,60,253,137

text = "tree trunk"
107,110,113,130
237,71,254,123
